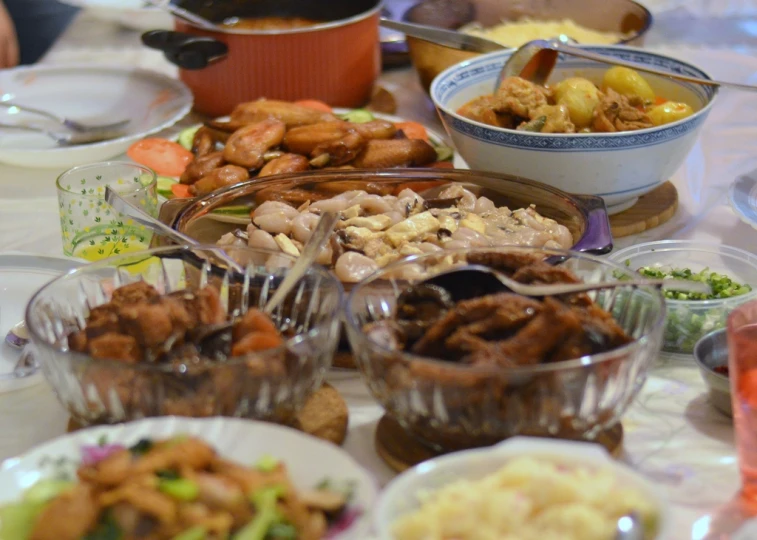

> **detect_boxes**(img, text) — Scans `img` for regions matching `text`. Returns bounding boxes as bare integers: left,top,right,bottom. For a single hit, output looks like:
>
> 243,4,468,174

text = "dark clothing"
4,0,79,65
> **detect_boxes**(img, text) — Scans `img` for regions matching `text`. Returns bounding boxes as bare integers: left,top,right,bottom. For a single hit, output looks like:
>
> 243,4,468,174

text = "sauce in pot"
221,16,320,30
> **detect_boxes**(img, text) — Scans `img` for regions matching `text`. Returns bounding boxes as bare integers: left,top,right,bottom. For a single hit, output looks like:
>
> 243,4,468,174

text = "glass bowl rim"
344,245,667,375
25,244,345,372
609,240,757,307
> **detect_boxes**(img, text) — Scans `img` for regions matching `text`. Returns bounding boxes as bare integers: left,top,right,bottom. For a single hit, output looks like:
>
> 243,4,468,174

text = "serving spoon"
0,102,129,133
423,264,711,301
0,123,127,146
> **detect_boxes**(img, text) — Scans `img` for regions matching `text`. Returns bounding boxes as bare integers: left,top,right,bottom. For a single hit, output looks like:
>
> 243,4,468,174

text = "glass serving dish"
166,168,613,254
25,245,344,427
611,241,757,355
343,246,666,451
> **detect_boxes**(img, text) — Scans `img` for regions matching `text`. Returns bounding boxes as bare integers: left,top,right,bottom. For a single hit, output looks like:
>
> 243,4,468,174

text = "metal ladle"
497,38,757,93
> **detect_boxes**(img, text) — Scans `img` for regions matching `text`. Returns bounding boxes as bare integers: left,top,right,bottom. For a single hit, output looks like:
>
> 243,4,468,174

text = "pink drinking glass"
728,299,757,501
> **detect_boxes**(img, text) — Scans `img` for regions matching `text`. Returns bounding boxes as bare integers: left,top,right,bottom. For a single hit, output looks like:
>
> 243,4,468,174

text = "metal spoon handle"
143,0,219,30
0,101,65,124
379,18,504,53
263,211,339,314
517,277,710,297
549,40,757,92
0,123,50,136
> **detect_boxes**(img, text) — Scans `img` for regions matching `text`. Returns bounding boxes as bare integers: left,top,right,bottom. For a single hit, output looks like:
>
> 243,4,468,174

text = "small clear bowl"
25,245,344,427
344,246,666,451
610,241,757,355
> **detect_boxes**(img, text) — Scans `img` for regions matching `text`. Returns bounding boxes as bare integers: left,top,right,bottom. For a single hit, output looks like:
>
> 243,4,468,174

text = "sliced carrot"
429,161,454,169
393,180,450,195
654,96,668,106
127,138,194,177
293,99,333,113
395,121,429,141
170,183,193,199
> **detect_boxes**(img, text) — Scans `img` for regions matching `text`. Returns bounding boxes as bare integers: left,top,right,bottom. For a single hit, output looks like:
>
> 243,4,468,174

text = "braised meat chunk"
592,88,654,133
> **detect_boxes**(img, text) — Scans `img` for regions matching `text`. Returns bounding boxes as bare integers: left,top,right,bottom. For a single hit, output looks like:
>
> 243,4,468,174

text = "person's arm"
0,0,18,68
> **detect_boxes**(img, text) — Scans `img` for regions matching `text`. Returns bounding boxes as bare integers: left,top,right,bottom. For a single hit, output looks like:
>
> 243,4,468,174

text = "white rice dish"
460,18,631,47
392,456,659,540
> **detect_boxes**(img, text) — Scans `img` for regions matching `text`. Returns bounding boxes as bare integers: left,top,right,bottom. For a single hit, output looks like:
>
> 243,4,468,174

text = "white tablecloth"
2,6,757,539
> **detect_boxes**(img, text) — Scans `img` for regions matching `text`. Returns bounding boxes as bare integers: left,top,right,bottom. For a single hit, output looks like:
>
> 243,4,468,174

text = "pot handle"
141,30,228,70
570,194,613,255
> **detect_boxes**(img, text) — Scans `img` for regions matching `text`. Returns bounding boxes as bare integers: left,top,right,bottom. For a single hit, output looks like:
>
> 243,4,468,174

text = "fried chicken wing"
282,122,351,155
310,131,366,167
258,153,310,177
230,99,338,128
192,126,230,156
223,119,286,169
190,165,250,197
352,138,437,168
592,88,654,132
180,151,226,185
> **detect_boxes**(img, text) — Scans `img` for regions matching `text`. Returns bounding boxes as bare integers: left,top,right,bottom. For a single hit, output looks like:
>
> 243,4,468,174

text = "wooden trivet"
609,181,678,238
67,383,349,446
375,414,624,473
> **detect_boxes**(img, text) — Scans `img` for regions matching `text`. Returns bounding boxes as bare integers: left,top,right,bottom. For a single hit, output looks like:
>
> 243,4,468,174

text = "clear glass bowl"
25,245,344,427
610,241,757,355
344,246,666,451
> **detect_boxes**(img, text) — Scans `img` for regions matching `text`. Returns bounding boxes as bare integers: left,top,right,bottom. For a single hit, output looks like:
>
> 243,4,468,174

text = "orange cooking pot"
141,0,382,117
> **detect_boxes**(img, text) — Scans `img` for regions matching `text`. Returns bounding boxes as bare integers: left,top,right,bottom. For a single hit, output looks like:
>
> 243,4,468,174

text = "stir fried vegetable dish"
0,437,356,540
458,67,696,134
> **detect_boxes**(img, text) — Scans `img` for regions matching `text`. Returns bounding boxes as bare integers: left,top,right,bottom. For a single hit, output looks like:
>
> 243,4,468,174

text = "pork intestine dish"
458,66,696,134
218,183,573,283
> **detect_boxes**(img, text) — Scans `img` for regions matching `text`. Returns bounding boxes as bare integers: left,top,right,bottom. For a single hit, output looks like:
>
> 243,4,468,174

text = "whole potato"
553,77,601,129
602,67,656,102
647,101,695,126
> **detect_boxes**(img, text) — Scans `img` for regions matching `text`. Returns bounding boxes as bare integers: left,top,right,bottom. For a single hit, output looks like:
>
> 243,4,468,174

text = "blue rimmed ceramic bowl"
430,46,718,214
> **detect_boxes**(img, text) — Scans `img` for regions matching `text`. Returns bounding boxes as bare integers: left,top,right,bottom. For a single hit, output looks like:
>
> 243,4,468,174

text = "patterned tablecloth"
2,4,757,538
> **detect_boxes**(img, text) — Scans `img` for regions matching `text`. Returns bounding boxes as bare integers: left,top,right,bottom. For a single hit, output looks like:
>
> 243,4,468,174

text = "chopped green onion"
255,454,280,473
172,526,208,540
158,478,199,501
339,109,374,123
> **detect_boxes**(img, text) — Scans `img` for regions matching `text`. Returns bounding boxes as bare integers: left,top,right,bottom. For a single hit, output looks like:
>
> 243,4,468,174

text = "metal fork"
0,123,127,146
0,101,129,132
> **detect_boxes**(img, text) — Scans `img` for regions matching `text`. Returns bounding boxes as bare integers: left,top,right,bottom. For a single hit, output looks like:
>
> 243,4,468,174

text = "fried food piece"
134,438,216,475
230,99,338,128
511,262,582,284
223,119,286,169
180,151,225,185
194,286,226,325
110,281,159,307
84,305,121,340
88,333,141,363
190,165,250,197
592,88,654,132
457,95,517,129
311,131,366,167
493,76,550,119
313,180,396,196
78,448,133,486
352,138,437,168
352,119,397,140
192,126,230,156
258,153,310,177
283,122,351,155
254,186,329,206
231,332,283,356
29,484,99,540
233,308,279,341
466,251,545,274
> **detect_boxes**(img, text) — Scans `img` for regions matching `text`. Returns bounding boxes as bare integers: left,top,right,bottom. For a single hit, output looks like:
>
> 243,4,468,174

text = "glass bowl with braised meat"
25,245,343,427
344,246,666,452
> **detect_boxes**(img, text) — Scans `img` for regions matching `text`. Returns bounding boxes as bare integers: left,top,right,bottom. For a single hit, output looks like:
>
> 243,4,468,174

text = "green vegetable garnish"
338,109,374,123
434,145,454,162
178,126,201,151
23,479,74,505
637,266,752,301
158,478,200,501
233,485,288,540
172,526,208,540
212,204,253,217
0,501,47,540
129,438,153,456
265,523,298,539
255,454,280,473
82,512,122,540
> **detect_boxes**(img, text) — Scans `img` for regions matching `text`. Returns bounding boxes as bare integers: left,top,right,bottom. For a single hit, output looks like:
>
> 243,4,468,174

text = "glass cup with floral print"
56,162,158,262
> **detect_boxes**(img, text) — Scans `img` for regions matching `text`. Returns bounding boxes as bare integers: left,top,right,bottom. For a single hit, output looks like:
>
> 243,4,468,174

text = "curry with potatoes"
458,66,695,133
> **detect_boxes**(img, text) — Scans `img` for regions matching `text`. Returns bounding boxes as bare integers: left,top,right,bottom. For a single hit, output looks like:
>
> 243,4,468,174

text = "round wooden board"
375,415,624,473
609,181,678,238
67,383,349,446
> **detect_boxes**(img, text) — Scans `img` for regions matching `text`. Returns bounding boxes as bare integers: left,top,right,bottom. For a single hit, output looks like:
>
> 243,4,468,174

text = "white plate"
0,416,378,539
0,253,83,393
729,170,757,231
0,64,193,168
57,0,172,30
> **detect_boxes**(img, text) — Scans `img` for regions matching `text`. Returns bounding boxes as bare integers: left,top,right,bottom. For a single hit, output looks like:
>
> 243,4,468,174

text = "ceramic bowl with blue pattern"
430,46,718,214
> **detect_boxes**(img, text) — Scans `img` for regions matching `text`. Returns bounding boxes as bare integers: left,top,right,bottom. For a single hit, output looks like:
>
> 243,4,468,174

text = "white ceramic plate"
0,416,378,539
729,170,757,231
0,64,193,168
0,252,83,393
182,109,454,226
57,0,172,30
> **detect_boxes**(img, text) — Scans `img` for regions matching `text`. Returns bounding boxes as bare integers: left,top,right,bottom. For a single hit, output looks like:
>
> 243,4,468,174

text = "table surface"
2,4,757,538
